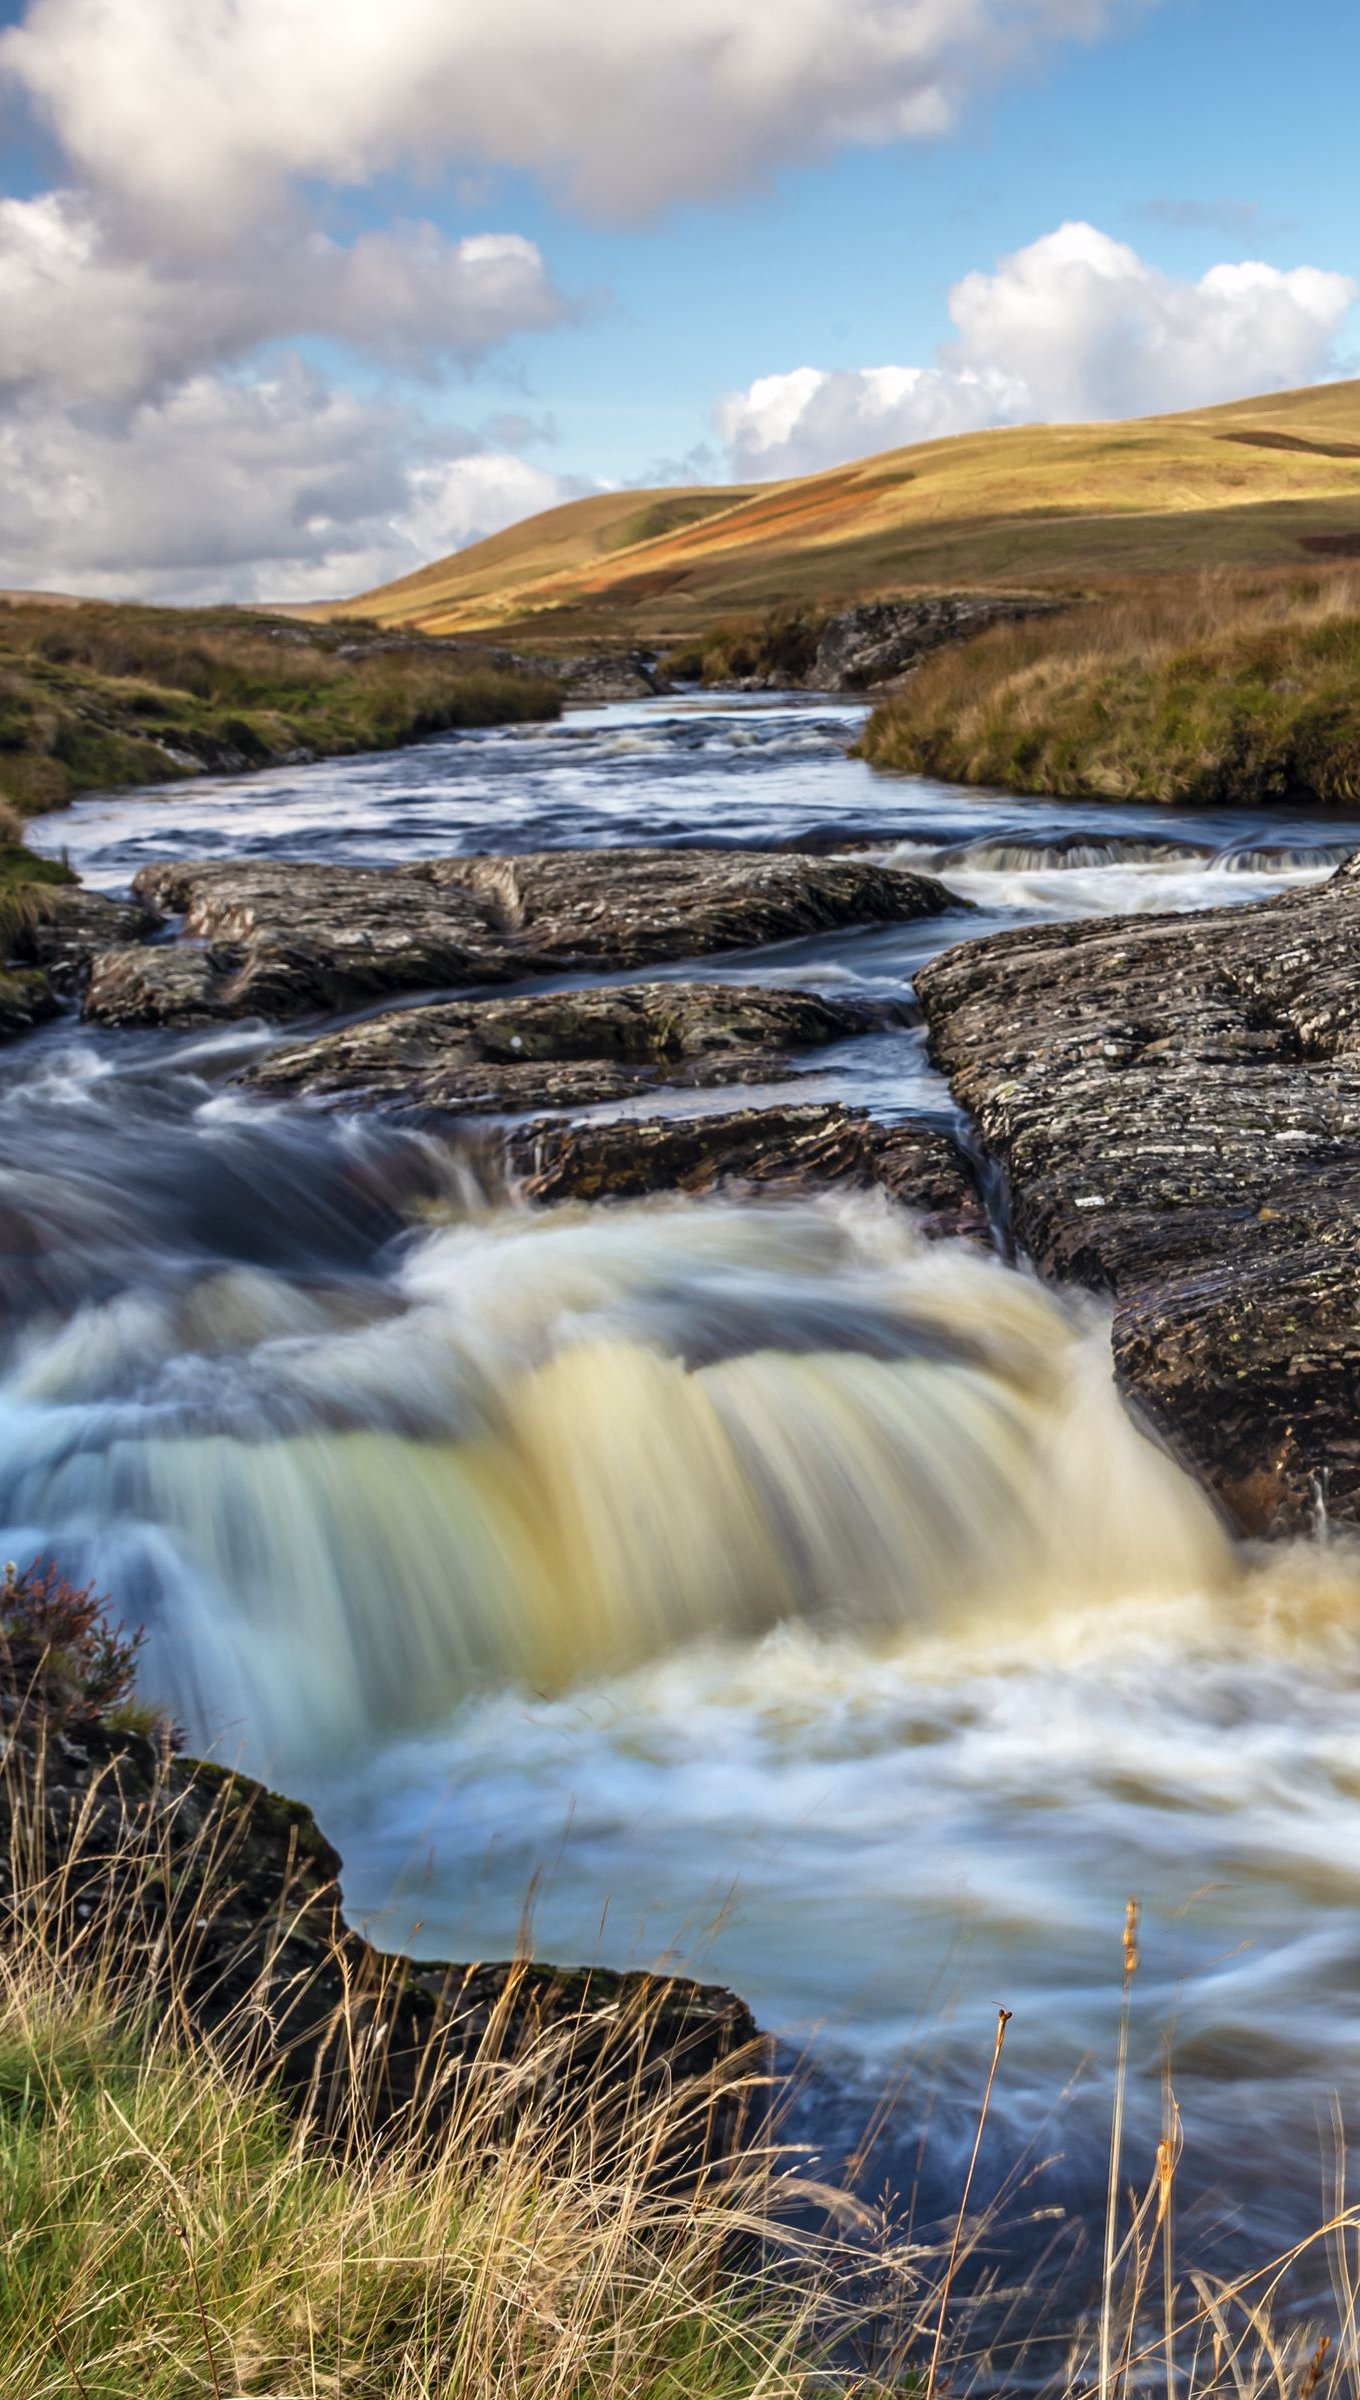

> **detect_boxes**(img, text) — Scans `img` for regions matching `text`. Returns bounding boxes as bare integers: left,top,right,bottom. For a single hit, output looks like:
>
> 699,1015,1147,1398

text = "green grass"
0,827,76,959
0,1990,810,2400
858,567,1360,805
0,601,561,818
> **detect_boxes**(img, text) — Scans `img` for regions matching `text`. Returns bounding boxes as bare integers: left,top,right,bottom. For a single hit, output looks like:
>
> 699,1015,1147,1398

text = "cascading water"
12,690,1360,2276
0,1190,1231,1766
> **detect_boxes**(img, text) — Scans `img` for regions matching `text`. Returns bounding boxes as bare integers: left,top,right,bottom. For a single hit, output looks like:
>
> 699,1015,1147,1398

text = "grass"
857,565,1360,805
335,379,1360,645
4,1772,1358,2400
0,1986,808,2400
0,600,561,819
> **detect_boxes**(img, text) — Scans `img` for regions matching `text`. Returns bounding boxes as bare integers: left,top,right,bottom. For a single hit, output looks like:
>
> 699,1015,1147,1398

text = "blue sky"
0,0,1356,598
497,0,1360,481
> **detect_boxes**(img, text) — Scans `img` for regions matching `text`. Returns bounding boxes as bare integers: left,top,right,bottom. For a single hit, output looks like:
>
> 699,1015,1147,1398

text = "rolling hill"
337,380,1360,646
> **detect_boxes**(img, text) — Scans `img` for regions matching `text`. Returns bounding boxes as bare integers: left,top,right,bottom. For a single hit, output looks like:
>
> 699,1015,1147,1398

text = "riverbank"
0,598,561,819
859,568,1360,805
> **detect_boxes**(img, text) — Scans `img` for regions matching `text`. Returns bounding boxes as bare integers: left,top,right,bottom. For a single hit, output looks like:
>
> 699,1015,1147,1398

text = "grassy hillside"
341,381,1360,645
0,600,559,819
343,483,753,635
859,566,1360,806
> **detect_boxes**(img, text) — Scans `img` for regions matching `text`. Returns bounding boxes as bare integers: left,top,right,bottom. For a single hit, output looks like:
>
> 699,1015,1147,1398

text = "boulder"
916,858,1360,1530
84,847,958,1028
810,595,1060,691
0,965,58,1039
240,980,902,1114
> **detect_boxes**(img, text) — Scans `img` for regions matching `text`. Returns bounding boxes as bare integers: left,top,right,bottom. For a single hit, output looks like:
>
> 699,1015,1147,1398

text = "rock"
14,885,162,992
916,858,1360,1531
0,1689,762,2165
446,639,670,703
0,878,159,1040
239,981,901,1114
556,650,671,703
499,1100,988,1240
84,848,959,1028
810,596,1060,691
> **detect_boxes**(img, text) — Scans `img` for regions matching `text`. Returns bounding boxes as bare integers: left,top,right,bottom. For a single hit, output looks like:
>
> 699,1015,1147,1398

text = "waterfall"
0,1188,1231,1771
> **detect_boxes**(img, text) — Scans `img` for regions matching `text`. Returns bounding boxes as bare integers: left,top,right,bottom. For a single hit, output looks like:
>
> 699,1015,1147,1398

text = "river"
10,692,1360,2306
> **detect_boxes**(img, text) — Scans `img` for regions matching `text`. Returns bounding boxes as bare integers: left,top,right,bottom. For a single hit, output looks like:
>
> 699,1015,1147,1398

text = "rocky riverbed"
8,690,1360,2281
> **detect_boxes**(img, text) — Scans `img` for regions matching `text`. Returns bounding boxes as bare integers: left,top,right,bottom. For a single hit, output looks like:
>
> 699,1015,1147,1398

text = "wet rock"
0,880,159,1039
500,1099,987,1240
0,1691,761,2163
84,848,958,1028
239,981,899,1114
916,858,1360,1531
810,595,1060,691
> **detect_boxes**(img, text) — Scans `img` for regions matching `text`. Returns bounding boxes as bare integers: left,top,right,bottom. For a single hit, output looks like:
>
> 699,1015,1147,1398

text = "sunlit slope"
344,485,753,628
344,381,1360,641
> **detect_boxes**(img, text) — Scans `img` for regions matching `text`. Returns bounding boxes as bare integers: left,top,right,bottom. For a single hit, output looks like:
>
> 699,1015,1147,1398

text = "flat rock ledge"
499,1100,987,1241
84,848,957,1028
0,1692,761,2170
241,980,903,1115
916,856,1360,1532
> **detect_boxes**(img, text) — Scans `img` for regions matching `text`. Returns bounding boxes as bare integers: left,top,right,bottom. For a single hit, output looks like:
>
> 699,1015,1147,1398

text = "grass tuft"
858,566,1360,806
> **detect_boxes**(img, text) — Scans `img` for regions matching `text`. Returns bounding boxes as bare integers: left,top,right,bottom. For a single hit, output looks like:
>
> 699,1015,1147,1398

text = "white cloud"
0,178,574,599
717,222,1358,479
0,192,567,408
3,0,1147,230
947,221,1356,418
0,364,582,603
718,364,1024,478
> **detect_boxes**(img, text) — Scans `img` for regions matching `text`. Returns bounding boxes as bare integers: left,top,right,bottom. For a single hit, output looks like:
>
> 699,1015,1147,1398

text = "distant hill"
336,381,1360,645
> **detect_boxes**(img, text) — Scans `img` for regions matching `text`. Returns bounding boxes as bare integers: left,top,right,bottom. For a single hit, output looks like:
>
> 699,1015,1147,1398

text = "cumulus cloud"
0,0,1161,599
718,364,1024,479
2,0,1146,230
717,222,1358,479
948,221,1355,417
0,192,567,408
0,365,583,603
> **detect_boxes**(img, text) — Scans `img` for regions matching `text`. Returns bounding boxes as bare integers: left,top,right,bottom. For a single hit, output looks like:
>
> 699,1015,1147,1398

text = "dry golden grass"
338,381,1360,646
858,563,1360,804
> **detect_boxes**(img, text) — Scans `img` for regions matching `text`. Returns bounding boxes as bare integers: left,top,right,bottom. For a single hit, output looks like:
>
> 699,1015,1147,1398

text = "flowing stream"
12,693,1360,2288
